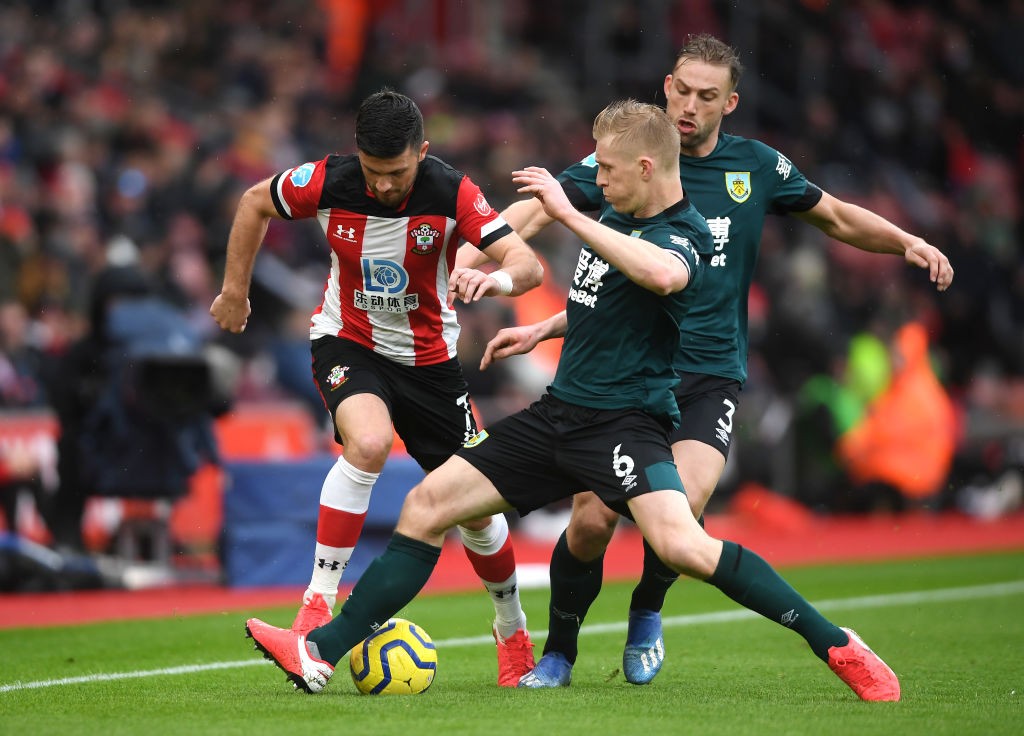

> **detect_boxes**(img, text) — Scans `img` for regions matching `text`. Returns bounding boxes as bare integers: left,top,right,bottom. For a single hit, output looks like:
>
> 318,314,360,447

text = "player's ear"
639,156,655,179
418,140,429,160
723,91,739,117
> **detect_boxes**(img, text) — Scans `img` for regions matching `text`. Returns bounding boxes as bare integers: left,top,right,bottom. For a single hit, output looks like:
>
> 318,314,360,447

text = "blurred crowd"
1,0,1022,553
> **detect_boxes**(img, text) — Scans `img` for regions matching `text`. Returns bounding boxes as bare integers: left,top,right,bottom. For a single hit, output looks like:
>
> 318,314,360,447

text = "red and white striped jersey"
270,154,513,366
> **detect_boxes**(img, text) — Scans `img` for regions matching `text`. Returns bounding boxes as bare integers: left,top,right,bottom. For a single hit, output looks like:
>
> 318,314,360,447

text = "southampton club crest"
409,223,442,255
326,364,350,391
725,171,751,203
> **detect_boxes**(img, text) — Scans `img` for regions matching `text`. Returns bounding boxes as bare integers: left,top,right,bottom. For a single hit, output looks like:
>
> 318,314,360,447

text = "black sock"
629,537,680,612
543,530,604,664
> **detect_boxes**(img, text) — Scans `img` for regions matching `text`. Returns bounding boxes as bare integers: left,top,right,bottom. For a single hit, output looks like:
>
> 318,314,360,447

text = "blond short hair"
592,99,679,170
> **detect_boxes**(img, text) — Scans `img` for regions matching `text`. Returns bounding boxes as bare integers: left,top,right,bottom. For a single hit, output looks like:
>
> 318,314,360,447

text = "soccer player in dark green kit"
484,34,950,694
243,99,901,701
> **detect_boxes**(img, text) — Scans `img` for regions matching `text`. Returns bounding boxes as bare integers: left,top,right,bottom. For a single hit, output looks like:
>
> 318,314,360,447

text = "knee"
341,431,393,469
397,480,448,539
678,472,717,517
647,534,721,580
566,497,618,561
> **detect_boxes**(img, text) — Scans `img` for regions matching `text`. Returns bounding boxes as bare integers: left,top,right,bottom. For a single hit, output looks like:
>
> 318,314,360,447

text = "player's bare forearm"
560,208,689,294
798,192,953,291
447,238,543,306
492,238,544,295
211,180,277,332
480,311,565,370
502,197,555,241
455,243,490,270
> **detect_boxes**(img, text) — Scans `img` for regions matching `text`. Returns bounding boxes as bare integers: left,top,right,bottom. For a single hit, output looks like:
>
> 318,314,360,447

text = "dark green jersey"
561,133,822,384
549,196,711,428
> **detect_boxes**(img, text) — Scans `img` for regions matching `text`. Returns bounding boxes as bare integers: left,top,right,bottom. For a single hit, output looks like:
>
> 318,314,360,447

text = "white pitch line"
3,579,1022,693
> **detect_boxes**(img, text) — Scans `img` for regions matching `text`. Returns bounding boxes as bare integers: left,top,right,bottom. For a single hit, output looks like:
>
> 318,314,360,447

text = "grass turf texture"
1,551,1021,736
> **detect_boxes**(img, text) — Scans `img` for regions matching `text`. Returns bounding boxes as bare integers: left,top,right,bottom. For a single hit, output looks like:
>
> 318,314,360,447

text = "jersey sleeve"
269,157,328,220
557,154,604,213
749,140,822,215
454,175,513,249
647,224,703,286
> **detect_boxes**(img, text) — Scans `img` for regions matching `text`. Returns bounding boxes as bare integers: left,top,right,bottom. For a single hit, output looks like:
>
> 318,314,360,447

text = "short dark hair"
355,88,424,158
674,33,744,91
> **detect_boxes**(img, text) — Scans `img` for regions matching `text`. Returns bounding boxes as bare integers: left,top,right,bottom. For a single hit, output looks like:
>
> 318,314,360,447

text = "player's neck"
633,180,684,218
680,129,722,159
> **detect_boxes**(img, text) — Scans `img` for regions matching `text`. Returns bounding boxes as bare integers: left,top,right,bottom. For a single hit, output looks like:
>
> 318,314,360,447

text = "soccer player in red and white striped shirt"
211,89,543,686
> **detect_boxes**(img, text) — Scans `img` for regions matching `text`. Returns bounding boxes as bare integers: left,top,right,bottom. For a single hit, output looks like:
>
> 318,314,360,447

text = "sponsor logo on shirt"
569,249,609,309
355,257,419,313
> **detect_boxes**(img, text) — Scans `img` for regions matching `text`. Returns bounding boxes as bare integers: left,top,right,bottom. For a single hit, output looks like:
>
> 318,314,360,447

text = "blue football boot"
622,609,665,684
517,651,573,688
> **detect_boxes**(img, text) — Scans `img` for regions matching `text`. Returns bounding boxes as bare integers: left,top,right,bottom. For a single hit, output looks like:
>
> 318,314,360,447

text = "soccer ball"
349,618,437,695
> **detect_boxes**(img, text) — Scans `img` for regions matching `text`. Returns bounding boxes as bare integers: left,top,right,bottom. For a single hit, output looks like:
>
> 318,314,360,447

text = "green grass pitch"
1,551,1021,736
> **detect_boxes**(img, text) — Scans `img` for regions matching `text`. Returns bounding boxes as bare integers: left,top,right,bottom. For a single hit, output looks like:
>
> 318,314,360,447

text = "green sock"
708,541,846,661
544,530,604,664
629,537,679,612
307,533,440,665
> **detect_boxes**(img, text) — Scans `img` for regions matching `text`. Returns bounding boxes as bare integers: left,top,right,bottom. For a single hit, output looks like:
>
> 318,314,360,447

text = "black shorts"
670,372,742,460
312,336,476,471
456,393,684,519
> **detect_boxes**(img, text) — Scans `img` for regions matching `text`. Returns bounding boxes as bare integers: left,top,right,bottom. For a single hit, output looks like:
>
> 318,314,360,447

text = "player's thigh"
627,490,722,580
673,440,726,516
398,456,514,541
390,359,476,471
558,406,684,517
455,399,577,516
671,373,740,509
334,393,395,464
313,337,396,447
671,373,740,457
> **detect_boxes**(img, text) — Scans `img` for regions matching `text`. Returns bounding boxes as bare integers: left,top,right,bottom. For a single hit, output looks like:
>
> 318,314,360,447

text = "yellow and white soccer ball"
349,618,437,695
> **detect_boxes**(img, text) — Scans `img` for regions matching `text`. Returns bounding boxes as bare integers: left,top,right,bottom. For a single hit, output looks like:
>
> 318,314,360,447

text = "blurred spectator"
40,262,221,550
836,322,957,512
0,300,48,409
0,0,1019,517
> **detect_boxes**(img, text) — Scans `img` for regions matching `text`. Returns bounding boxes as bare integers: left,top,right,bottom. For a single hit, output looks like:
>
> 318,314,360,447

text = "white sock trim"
458,513,509,555
321,455,379,512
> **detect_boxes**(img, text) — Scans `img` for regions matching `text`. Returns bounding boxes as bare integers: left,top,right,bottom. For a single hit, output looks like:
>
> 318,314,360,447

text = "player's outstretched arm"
796,190,954,291
210,178,281,333
513,166,689,295
480,310,567,370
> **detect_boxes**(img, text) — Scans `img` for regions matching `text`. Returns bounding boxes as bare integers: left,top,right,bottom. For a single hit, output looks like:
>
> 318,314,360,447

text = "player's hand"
512,166,573,222
904,239,954,292
210,292,251,333
447,267,503,306
480,325,541,370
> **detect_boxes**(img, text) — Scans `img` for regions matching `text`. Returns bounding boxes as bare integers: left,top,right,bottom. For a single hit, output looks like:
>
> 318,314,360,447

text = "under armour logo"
317,559,341,571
